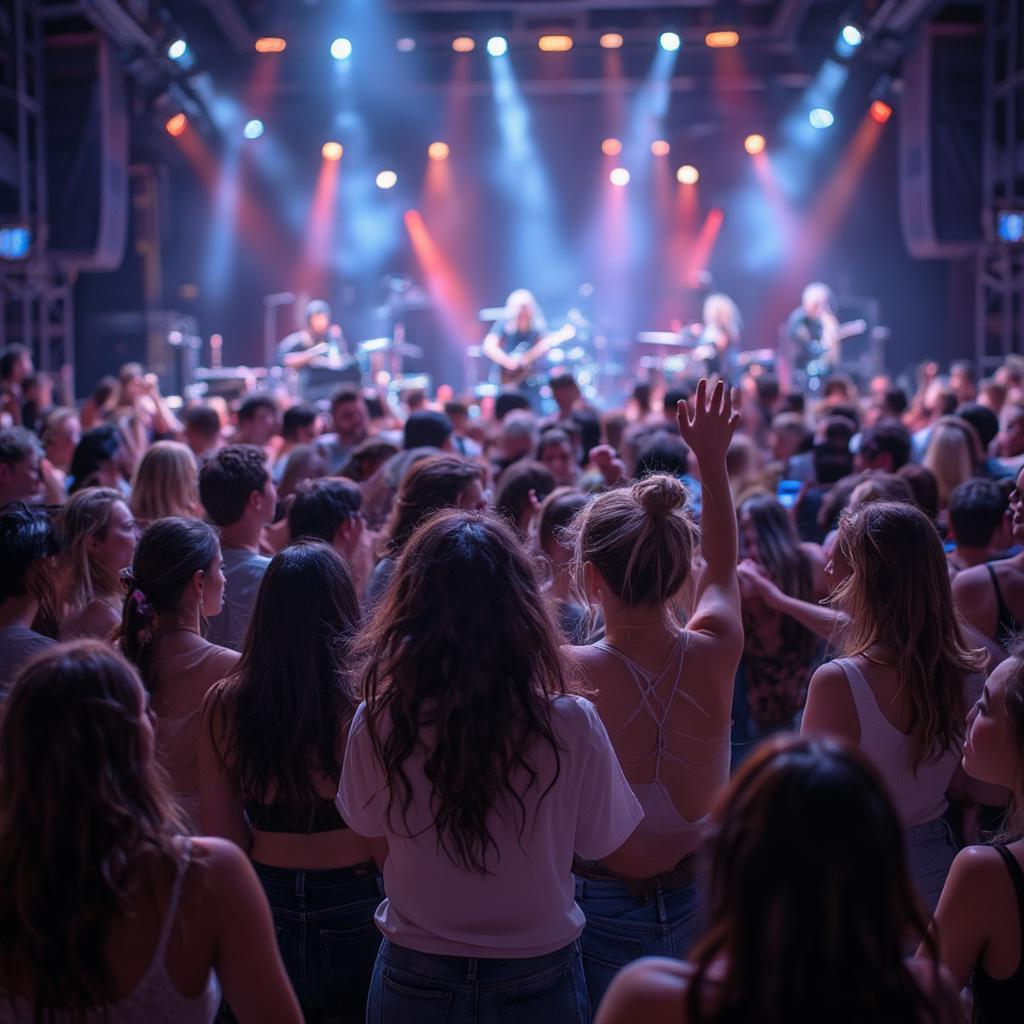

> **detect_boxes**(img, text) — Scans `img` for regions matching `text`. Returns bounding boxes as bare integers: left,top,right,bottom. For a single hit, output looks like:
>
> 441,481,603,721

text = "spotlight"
870,100,893,124
651,140,670,157
376,170,398,190
841,25,863,48
600,33,624,49
705,31,739,49
255,37,287,53
428,141,450,161
744,133,766,155
322,141,343,161
808,107,835,129
330,37,353,60
243,119,264,140
610,167,630,187
601,138,622,157
487,36,508,57
659,32,681,53
677,165,699,185
397,38,416,52
167,39,188,61
452,37,475,53
165,113,187,137
538,35,573,52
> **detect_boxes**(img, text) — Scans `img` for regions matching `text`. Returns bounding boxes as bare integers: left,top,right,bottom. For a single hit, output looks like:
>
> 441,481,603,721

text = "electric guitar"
499,323,578,386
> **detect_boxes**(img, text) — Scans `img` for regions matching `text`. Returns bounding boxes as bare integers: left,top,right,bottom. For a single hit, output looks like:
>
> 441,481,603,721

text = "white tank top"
833,657,973,826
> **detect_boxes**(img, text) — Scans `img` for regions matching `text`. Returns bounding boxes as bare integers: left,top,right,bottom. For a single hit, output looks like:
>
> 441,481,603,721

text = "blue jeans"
366,938,590,1024
252,861,383,1024
906,817,958,913
574,875,702,1012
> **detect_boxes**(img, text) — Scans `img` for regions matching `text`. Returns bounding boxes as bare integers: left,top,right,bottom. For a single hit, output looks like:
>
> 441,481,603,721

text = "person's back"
595,737,960,1024
0,642,301,1024
568,382,744,1009
803,500,986,909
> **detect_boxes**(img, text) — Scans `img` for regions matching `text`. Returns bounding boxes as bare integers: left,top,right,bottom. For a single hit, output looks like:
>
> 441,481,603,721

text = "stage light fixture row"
452,36,475,53
599,33,624,49
705,31,739,49
538,35,573,52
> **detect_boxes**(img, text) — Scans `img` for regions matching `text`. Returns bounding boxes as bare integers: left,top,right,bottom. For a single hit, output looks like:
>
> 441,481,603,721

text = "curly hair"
357,510,570,874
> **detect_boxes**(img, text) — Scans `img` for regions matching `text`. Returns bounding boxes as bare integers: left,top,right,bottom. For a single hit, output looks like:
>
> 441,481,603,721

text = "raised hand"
737,559,785,609
675,378,740,468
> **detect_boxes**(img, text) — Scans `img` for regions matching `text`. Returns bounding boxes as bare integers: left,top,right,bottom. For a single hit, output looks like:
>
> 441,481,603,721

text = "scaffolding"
0,0,75,390
977,0,1024,370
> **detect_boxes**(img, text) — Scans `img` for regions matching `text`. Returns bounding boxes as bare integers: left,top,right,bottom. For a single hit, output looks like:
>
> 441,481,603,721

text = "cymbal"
636,331,695,348
357,337,424,358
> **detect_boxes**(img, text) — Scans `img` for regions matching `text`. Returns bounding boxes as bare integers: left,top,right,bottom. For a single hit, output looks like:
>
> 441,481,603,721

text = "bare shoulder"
594,958,692,1024
948,843,1020,894
808,659,849,690
185,835,250,882
952,563,993,601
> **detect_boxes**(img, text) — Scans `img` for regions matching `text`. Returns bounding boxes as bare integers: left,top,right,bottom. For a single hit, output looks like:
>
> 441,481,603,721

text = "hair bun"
634,474,686,518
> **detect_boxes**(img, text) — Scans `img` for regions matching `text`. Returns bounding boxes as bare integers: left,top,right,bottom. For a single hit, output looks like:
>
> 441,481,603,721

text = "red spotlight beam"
404,210,477,341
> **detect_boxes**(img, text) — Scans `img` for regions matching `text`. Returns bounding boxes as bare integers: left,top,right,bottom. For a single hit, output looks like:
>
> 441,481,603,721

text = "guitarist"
482,289,574,401
785,282,865,381
277,300,349,371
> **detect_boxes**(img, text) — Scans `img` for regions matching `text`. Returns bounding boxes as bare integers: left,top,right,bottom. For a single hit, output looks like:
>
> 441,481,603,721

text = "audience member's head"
0,427,43,506
41,407,81,470
948,478,1010,552
181,405,222,458
288,477,364,559
493,460,555,538
574,474,699,610
130,441,199,524
923,417,983,507
57,488,136,612
278,444,327,500
383,454,485,555
328,388,369,446
494,390,532,421
950,359,977,404
497,409,538,465
199,444,275,530
338,437,399,482
956,401,1000,456
769,412,812,463
999,403,1024,459
537,428,578,486
0,344,32,386
550,372,581,415
117,517,223,689
634,431,689,479
0,502,59,620
681,735,941,1022
281,404,319,445
811,417,855,485
69,425,123,495
403,410,453,452
235,395,279,447
897,463,941,520
538,488,589,566
855,422,912,473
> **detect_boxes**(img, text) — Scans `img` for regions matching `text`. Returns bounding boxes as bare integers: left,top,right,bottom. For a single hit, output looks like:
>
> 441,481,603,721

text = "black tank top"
986,565,1021,649
973,845,1024,1024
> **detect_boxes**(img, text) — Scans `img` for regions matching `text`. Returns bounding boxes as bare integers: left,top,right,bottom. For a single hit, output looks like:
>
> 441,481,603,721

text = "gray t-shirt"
205,547,270,652
0,626,56,694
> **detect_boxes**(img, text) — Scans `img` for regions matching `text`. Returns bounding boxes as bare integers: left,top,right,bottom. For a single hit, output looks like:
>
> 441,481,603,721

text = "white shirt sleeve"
336,703,389,838
570,697,644,862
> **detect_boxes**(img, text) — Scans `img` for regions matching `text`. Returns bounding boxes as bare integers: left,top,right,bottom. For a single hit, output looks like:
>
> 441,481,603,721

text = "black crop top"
244,796,347,834
973,845,1024,1024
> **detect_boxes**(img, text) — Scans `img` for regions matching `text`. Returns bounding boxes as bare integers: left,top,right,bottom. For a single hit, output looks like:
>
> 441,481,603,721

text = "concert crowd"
2,333,1024,1024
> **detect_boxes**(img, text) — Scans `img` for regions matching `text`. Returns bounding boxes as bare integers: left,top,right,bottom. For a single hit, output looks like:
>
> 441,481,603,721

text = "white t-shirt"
337,694,643,958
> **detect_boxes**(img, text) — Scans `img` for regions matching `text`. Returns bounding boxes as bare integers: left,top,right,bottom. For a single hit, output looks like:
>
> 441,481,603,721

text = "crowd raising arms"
5,344,1024,1024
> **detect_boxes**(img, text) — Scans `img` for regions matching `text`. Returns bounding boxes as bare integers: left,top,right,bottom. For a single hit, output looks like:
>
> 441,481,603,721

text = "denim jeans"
366,938,590,1024
906,817,959,913
574,875,702,1012
252,861,383,1024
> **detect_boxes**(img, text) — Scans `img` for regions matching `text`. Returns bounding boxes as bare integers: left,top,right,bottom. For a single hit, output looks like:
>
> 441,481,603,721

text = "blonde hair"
129,441,199,524
832,501,986,771
573,474,700,608
703,293,742,339
57,487,128,613
922,418,980,507
503,288,547,334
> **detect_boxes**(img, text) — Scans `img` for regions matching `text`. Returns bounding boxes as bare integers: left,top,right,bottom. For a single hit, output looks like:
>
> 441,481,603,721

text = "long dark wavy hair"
357,510,570,874
686,735,947,1024
208,542,360,828
832,500,985,771
114,517,220,692
0,641,183,1018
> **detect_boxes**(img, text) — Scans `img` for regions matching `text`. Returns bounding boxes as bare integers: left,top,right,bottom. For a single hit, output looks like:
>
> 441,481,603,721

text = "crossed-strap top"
593,632,731,853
